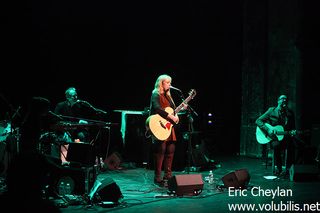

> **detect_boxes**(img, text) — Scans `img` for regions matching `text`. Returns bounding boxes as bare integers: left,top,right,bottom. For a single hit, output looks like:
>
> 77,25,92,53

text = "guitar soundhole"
159,121,166,129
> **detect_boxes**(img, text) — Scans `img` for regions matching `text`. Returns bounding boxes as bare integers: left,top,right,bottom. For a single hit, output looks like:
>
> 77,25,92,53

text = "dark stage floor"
39,154,320,213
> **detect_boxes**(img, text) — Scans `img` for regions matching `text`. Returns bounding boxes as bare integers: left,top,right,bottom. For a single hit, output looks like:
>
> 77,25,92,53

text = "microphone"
169,86,182,92
77,100,86,103
96,108,107,115
77,100,91,106
48,111,63,120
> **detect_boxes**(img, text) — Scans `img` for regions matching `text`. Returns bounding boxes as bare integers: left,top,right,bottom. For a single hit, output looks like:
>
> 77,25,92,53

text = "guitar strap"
166,93,176,113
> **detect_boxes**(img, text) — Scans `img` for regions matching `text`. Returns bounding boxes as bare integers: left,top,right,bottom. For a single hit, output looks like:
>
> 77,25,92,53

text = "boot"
163,154,174,181
154,153,164,185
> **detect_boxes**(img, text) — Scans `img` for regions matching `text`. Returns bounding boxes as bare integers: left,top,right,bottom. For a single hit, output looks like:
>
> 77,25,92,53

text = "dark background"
1,0,242,116
1,1,320,164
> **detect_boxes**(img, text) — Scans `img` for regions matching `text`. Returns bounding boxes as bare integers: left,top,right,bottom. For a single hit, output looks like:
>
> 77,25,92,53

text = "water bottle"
208,170,214,184
58,181,65,195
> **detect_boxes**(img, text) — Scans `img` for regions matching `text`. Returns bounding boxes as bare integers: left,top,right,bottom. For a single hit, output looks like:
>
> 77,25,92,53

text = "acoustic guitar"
145,89,196,141
256,123,307,144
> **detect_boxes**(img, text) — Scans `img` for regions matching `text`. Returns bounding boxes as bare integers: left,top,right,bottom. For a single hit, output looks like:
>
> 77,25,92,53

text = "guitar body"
256,123,284,144
146,107,174,141
145,89,196,141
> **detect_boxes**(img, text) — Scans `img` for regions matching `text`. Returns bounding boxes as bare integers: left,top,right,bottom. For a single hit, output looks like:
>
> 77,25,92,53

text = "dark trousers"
272,137,295,172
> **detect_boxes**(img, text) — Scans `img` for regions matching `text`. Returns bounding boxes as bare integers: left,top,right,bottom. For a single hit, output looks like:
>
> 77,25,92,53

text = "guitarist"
148,74,182,186
255,95,296,177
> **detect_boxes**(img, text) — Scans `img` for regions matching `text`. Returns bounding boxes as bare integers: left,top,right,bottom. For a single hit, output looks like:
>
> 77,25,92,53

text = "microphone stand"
11,107,21,155
0,94,21,174
176,91,199,174
185,108,194,174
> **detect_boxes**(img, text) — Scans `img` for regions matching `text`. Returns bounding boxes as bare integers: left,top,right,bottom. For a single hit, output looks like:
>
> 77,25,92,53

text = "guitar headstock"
188,89,197,99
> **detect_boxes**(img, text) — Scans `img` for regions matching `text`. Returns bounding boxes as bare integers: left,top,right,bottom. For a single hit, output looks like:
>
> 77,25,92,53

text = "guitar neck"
277,131,289,135
174,96,192,114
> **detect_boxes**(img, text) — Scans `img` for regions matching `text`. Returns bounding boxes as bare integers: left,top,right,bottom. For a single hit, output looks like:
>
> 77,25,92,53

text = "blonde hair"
153,74,172,95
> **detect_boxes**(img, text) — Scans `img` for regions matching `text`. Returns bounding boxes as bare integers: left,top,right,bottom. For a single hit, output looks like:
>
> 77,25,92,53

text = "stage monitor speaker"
89,177,123,203
168,174,204,196
221,169,250,189
289,164,320,182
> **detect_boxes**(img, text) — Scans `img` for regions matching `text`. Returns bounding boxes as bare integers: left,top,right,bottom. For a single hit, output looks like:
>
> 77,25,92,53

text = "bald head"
278,95,287,101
